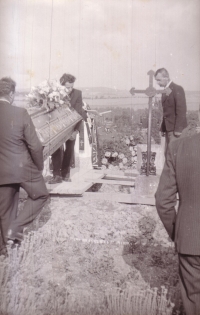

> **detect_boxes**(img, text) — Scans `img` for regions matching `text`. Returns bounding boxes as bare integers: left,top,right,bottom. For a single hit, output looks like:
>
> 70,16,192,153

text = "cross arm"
130,87,146,96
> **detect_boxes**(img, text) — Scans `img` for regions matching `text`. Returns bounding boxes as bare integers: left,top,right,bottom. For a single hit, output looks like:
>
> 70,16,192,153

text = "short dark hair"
60,73,76,85
154,68,169,78
0,77,16,97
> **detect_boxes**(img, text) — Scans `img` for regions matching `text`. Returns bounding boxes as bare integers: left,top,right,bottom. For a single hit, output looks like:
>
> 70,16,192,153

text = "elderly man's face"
155,73,169,87
64,82,74,94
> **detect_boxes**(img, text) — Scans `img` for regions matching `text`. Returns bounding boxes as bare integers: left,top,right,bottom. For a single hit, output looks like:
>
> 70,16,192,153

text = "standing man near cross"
154,68,187,156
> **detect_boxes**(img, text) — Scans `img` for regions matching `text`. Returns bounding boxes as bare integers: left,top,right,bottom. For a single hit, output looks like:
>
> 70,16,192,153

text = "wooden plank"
49,180,92,195
67,169,105,182
92,169,125,176
104,174,136,182
83,192,155,205
87,179,135,186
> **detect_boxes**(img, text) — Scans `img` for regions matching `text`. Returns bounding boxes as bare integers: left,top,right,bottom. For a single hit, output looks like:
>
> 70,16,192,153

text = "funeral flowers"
26,79,71,111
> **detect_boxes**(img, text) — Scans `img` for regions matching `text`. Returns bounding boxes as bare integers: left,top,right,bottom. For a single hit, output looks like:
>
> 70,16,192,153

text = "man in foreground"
49,73,87,183
154,68,187,155
155,132,200,315
0,77,49,254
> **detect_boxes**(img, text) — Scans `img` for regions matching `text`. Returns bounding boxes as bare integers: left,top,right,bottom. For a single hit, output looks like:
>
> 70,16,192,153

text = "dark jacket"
160,82,187,133
155,133,200,255
70,89,87,132
0,101,44,185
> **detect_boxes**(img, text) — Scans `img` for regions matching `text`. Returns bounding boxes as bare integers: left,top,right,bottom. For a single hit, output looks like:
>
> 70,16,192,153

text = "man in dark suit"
49,73,87,184
0,77,49,255
155,132,200,315
154,68,187,156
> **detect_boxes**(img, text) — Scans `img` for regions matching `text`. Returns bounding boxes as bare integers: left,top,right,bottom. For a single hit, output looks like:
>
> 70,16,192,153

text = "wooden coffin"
29,105,82,160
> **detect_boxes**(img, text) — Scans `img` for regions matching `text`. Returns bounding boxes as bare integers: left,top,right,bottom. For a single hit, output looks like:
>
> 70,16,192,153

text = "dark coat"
155,133,200,255
70,88,87,131
160,82,187,133
0,101,44,185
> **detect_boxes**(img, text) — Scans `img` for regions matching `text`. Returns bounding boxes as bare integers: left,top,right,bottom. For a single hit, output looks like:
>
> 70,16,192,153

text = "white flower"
125,138,130,145
129,146,133,152
59,100,64,105
130,136,134,141
101,165,107,170
27,93,34,98
108,164,114,170
105,151,111,158
102,158,108,165
132,151,136,156
131,156,137,163
43,87,50,93
118,153,125,159
122,158,128,164
112,152,118,157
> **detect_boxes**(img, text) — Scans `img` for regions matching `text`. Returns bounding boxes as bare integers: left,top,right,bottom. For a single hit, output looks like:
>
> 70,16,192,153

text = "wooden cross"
130,70,169,176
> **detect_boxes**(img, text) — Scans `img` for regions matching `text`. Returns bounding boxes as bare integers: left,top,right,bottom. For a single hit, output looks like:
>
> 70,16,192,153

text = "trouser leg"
51,147,63,176
61,139,75,178
0,184,19,247
179,254,200,315
165,131,179,157
8,173,49,239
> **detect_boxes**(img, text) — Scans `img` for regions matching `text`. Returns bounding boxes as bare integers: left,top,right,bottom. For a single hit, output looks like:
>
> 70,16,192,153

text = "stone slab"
90,179,135,186
134,174,160,197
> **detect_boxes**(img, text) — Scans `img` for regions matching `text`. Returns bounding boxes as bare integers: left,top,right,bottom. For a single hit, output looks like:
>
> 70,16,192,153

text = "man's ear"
9,91,15,103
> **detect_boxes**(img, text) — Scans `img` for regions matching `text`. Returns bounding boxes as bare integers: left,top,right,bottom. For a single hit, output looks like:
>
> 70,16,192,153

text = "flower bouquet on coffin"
26,79,71,112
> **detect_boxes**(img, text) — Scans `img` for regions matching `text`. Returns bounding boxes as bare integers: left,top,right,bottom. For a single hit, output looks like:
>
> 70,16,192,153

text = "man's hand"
174,131,181,137
69,130,78,141
161,132,166,137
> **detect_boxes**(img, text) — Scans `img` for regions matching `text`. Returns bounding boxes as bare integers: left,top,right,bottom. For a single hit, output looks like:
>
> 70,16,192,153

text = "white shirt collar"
165,80,172,88
0,98,10,104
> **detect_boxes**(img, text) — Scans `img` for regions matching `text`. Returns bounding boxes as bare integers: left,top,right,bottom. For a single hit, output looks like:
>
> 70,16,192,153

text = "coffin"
29,105,82,160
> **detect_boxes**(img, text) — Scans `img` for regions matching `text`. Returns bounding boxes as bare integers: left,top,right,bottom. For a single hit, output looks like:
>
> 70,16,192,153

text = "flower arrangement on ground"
26,79,71,112
101,134,140,170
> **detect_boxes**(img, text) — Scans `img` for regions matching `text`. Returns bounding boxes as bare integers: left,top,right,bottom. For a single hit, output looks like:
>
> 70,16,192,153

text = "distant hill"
81,86,129,94
81,87,131,98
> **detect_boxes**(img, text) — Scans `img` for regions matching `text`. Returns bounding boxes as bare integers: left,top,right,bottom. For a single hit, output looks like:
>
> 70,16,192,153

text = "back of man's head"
60,73,76,86
0,77,16,97
154,68,169,78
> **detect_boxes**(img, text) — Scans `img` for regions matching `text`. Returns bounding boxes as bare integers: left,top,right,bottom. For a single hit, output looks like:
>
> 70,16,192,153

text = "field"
14,90,200,111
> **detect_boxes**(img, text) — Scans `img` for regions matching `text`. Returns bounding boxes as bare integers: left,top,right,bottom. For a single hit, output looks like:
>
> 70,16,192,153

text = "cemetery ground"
1,98,195,315
0,188,184,315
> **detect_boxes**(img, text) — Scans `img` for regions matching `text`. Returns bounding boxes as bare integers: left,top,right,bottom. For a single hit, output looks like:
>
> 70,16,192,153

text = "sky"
0,0,200,91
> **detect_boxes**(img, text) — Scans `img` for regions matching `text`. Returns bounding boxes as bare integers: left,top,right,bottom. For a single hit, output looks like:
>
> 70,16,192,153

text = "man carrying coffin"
155,131,200,315
48,73,87,183
0,77,49,255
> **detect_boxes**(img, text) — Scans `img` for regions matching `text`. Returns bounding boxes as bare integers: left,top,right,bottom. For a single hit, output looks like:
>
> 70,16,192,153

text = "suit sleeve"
174,86,187,132
155,143,177,240
23,109,44,171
